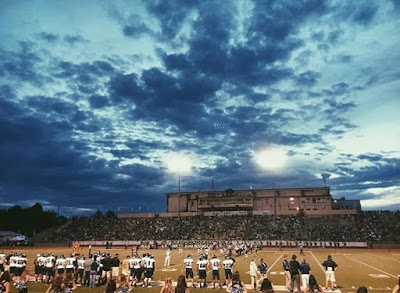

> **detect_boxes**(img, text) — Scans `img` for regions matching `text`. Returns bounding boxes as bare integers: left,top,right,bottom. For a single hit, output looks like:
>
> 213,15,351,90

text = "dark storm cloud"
331,157,400,192
145,0,199,40
294,71,321,87
327,30,343,45
56,60,115,80
0,0,398,215
108,67,221,134
248,0,328,42
163,53,192,71
0,85,19,116
392,0,400,11
118,163,166,188
108,73,144,102
123,18,154,38
63,34,89,45
37,32,59,42
0,88,167,211
0,42,43,84
25,95,80,116
357,154,383,162
346,2,379,26
22,94,106,133
89,94,110,109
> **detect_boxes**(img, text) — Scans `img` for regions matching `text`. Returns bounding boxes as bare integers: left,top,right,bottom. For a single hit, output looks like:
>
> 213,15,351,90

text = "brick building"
165,186,360,217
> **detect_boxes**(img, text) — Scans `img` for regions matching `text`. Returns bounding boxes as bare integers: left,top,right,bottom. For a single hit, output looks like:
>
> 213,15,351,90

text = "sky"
0,0,399,216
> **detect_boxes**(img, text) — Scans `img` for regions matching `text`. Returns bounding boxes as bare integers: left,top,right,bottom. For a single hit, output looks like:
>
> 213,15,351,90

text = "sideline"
267,251,286,273
339,253,398,279
309,250,326,273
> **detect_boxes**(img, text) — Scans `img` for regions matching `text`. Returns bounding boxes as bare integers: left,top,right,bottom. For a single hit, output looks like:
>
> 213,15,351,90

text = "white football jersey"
210,258,221,270
183,257,194,269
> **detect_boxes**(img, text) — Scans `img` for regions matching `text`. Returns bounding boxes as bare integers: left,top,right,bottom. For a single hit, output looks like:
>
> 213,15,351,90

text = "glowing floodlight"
255,148,287,170
166,153,192,175
166,153,192,217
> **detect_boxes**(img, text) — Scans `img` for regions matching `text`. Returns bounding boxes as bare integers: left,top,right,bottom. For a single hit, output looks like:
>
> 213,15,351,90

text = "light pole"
255,148,286,215
166,153,192,217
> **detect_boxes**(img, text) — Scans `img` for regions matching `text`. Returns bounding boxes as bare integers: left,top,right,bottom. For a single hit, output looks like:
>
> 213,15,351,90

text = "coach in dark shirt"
322,255,338,290
102,253,112,283
111,254,121,280
289,254,301,293
300,258,311,288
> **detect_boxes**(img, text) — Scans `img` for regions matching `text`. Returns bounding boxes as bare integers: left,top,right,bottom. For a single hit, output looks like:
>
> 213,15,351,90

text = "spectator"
116,274,131,293
105,279,116,293
160,277,174,293
175,275,190,293
0,271,11,293
226,271,247,293
304,275,323,293
259,278,274,293
357,287,368,293
45,275,63,293
14,269,29,293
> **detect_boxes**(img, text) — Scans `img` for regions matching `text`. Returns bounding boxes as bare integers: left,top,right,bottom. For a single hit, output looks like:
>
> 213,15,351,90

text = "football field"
2,246,399,293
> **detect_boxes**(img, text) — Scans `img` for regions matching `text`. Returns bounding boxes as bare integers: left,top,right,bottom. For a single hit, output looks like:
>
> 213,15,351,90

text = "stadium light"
166,153,192,217
255,148,286,189
254,148,287,215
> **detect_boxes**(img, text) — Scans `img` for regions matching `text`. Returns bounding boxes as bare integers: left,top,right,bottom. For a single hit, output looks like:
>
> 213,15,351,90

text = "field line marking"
309,250,326,273
365,253,400,263
340,253,398,279
267,252,285,273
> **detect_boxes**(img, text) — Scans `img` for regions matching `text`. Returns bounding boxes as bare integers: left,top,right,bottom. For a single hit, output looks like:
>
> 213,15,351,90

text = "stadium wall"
63,240,368,248
165,186,360,216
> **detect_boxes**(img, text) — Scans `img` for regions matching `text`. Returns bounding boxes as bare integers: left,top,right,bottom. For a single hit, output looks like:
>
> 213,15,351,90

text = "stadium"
1,190,399,293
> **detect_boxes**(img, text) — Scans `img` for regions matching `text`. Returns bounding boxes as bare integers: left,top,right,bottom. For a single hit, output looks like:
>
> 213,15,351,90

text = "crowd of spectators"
36,211,400,244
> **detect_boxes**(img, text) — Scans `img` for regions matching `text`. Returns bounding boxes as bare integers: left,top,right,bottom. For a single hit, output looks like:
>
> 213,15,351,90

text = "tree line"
0,203,67,237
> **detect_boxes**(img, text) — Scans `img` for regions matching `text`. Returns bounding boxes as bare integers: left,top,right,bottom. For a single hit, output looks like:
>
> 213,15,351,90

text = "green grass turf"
2,246,399,293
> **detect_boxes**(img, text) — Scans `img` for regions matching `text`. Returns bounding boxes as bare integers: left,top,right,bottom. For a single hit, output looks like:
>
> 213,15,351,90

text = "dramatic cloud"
0,0,399,215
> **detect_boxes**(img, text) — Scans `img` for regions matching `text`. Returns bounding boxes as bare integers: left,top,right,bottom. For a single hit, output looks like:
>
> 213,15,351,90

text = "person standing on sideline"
111,254,121,280
209,255,223,289
282,255,291,290
89,255,99,288
83,254,92,287
164,248,171,267
183,254,195,288
196,255,208,288
321,255,338,291
249,258,259,290
289,254,301,293
299,258,311,289
143,254,155,288
121,256,130,279
223,255,235,287
258,258,268,280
